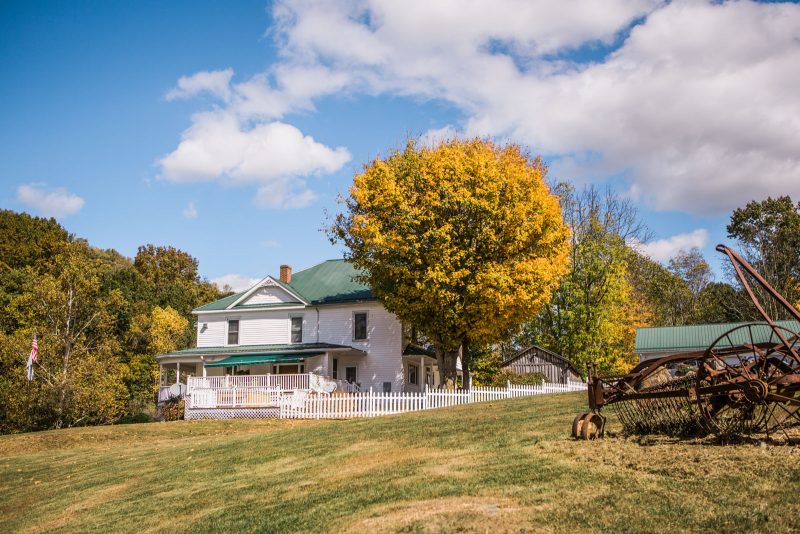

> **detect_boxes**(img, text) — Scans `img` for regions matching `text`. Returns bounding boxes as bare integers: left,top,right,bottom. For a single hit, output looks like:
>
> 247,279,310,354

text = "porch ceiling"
204,353,323,367
156,342,366,360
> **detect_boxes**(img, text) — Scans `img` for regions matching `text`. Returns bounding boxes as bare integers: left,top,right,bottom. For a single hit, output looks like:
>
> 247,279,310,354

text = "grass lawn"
2,392,799,533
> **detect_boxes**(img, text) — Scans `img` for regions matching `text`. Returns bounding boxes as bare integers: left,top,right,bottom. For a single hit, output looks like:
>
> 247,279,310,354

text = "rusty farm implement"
572,245,800,440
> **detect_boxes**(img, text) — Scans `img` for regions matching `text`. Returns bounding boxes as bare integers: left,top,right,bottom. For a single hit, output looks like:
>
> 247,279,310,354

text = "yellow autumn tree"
330,138,570,385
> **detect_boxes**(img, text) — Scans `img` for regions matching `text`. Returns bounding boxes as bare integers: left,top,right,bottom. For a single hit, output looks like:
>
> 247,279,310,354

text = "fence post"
369,389,374,417
424,384,429,410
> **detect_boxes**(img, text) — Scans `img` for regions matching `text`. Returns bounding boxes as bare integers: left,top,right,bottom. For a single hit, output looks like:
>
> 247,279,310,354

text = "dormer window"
227,320,239,345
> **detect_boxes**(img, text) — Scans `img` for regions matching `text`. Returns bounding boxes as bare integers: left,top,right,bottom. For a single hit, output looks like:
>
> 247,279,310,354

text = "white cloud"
253,179,317,209
16,184,85,218
166,0,800,215
158,110,349,208
261,239,280,248
419,125,459,148
264,0,798,215
638,229,709,263
211,274,261,292
182,201,198,220
166,68,234,102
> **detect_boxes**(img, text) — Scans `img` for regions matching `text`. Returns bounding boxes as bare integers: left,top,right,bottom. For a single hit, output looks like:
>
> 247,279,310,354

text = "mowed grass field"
2,392,799,534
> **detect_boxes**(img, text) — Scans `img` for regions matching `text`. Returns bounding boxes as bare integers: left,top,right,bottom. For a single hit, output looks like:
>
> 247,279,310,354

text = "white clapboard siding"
241,285,297,305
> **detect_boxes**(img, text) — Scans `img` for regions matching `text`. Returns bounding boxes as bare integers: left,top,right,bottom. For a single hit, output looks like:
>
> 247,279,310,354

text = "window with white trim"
408,363,418,385
290,316,303,344
227,319,239,345
353,312,368,341
345,366,357,384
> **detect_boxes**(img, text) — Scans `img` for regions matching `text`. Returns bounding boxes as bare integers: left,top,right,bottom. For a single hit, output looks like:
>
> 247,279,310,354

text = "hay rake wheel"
572,245,800,441
695,323,800,438
571,412,605,440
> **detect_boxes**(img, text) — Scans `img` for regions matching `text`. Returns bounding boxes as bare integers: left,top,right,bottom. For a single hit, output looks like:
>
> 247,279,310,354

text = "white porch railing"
187,373,310,392
189,387,278,408
184,373,360,409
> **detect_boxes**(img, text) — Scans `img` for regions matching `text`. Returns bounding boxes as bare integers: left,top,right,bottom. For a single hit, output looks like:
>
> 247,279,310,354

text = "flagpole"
25,353,31,431
25,330,36,431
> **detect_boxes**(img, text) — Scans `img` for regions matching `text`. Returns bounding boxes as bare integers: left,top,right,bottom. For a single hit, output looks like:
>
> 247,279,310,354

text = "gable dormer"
240,282,298,306
227,276,308,310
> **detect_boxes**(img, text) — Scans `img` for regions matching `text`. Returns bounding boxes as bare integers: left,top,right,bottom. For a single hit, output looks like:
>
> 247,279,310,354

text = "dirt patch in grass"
343,497,524,533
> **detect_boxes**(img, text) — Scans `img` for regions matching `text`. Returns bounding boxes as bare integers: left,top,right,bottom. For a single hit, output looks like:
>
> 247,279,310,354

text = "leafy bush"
118,413,151,424
488,370,546,387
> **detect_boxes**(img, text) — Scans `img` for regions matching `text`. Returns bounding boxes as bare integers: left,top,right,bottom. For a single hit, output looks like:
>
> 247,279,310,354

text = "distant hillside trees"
0,209,223,433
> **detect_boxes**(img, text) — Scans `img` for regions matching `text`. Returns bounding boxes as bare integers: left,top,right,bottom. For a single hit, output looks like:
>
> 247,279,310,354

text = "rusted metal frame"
766,392,800,406
717,245,800,362
606,380,760,404
707,348,755,382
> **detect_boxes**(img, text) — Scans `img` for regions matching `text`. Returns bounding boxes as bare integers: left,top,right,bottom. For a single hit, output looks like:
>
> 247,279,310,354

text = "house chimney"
280,264,292,284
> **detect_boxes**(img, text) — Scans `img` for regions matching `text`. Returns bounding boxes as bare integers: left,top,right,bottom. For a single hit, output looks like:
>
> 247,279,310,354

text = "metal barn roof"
634,320,800,354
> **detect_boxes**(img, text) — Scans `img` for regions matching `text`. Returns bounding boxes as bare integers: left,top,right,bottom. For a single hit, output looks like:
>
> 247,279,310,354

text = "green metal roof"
193,291,245,311
193,259,374,312
287,259,373,304
156,342,354,359
204,353,320,367
634,320,800,354
403,343,435,357
231,301,303,309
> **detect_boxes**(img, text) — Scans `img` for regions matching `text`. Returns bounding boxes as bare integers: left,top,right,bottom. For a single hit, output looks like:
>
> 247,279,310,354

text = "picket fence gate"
278,380,585,419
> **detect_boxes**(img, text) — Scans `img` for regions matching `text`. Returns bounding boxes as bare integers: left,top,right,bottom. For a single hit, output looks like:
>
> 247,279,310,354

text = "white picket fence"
279,381,585,419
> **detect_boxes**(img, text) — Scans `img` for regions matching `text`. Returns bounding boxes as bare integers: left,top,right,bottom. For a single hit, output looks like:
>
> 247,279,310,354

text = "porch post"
176,362,180,384
158,365,162,386
420,356,425,389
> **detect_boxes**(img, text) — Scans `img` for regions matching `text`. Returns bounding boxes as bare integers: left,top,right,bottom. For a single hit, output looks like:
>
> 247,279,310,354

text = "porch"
156,342,367,403
183,373,359,409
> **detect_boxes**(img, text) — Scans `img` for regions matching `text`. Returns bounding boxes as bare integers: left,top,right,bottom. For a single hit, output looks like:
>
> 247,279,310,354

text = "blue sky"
2,0,799,289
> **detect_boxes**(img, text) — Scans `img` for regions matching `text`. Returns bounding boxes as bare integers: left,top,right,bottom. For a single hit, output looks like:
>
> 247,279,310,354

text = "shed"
501,345,584,383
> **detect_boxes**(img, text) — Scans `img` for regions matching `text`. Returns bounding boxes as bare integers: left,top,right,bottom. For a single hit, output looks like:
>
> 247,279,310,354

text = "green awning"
204,353,323,367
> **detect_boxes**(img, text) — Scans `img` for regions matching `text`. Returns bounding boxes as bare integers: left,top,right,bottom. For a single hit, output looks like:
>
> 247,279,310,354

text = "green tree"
330,138,570,386
696,282,746,324
133,244,222,346
0,209,71,270
727,196,800,318
124,306,189,412
7,242,127,429
522,186,648,375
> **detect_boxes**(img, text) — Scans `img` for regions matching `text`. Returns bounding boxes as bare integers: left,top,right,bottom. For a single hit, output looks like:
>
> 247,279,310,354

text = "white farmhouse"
156,260,439,401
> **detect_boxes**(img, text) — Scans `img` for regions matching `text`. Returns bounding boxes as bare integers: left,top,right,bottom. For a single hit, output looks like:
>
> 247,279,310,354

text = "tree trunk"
434,340,459,388
461,338,471,390
441,349,459,388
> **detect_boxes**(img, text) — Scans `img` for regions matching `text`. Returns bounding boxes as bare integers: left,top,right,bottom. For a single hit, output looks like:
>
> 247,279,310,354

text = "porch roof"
156,342,362,360
204,353,321,367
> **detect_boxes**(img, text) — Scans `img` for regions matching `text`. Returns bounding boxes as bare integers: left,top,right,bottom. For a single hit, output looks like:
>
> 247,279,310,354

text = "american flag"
26,334,38,381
